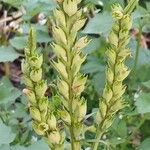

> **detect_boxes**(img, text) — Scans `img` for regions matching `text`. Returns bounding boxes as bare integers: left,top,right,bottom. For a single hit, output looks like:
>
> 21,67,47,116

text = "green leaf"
82,12,113,36
0,77,21,104
142,80,150,89
2,0,27,8
28,140,49,150
0,122,15,145
135,93,150,114
23,0,56,20
139,137,150,150
0,46,20,62
0,145,10,150
10,36,28,50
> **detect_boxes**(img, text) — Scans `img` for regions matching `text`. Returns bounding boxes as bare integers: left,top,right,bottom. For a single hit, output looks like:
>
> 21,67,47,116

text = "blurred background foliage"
0,0,150,149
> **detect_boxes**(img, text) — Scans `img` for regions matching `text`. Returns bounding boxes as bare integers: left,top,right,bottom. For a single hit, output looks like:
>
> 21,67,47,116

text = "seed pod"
99,100,107,118
77,98,87,122
30,107,41,122
72,75,87,96
54,8,66,27
32,122,45,135
71,19,86,33
51,43,67,61
52,26,67,45
48,131,61,144
29,55,43,68
102,85,113,102
57,79,69,99
59,110,71,125
108,31,118,47
21,60,29,75
35,80,47,98
30,68,42,82
23,89,36,104
38,97,48,111
52,61,68,79
22,76,33,88
47,114,57,130
63,0,78,16
106,68,114,84
74,36,90,50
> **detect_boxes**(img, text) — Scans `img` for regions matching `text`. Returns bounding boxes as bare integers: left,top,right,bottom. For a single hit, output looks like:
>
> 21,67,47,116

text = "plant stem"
133,26,142,71
4,62,10,77
92,128,103,150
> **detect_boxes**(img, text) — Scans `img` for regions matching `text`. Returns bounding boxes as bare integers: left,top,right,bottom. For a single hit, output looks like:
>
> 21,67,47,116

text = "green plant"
22,29,64,150
92,0,139,149
22,0,140,150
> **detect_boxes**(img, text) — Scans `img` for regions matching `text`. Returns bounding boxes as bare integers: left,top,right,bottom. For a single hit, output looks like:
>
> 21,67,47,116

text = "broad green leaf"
0,145,10,150
2,0,27,8
23,0,56,20
10,36,28,50
0,122,15,145
0,77,21,104
139,137,150,150
81,56,105,74
135,93,150,114
28,140,49,150
0,46,20,62
142,80,150,89
82,12,112,36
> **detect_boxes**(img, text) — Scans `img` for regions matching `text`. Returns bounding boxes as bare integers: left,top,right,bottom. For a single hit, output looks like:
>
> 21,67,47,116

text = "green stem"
133,26,142,71
92,128,103,150
4,62,10,77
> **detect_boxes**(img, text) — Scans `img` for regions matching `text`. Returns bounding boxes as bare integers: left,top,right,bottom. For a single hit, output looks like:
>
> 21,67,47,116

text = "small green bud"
77,98,87,122
29,55,43,68
38,97,48,111
121,14,132,30
54,8,66,27
38,122,49,132
71,19,86,33
111,99,125,112
108,31,118,47
112,24,119,33
99,99,107,118
71,54,86,76
72,75,87,96
32,122,45,135
23,89,36,104
59,110,71,125
35,80,47,98
52,61,68,79
102,85,113,102
117,69,130,81
74,36,90,50
47,114,57,130
111,3,123,20
63,0,78,16
48,131,61,145
30,68,42,82
118,49,131,62
106,48,116,66
30,107,41,122
114,85,126,99
21,60,29,75
22,76,33,88
112,81,122,95
51,43,67,61
57,79,69,99
106,68,114,84
52,26,67,45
